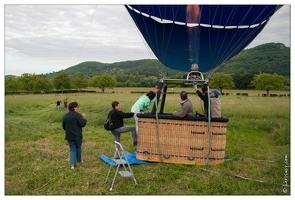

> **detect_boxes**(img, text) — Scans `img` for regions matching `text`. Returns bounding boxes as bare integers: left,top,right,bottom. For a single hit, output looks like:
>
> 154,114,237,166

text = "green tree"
34,76,54,93
251,73,285,96
209,72,234,94
18,73,38,92
233,72,254,89
115,74,130,83
139,76,159,87
5,76,22,93
71,72,90,90
5,74,54,93
53,71,71,92
170,72,187,79
91,74,117,93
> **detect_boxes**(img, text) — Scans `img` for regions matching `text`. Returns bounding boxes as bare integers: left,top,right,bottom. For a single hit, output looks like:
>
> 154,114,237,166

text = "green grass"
5,88,290,195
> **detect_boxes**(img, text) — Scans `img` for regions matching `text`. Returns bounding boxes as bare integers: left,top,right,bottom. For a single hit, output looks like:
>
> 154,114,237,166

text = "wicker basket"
136,114,228,165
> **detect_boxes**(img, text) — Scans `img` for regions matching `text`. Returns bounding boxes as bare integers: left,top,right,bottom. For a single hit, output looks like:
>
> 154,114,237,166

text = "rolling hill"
42,42,290,79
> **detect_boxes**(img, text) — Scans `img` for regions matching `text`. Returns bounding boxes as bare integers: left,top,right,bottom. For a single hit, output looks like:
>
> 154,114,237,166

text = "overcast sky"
4,3,291,76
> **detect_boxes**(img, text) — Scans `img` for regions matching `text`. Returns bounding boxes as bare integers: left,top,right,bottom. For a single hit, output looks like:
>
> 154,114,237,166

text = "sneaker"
70,166,75,170
78,159,84,164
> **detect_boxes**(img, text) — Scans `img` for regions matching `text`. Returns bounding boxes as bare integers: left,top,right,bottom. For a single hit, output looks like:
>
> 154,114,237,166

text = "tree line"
5,71,159,94
5,70,287,96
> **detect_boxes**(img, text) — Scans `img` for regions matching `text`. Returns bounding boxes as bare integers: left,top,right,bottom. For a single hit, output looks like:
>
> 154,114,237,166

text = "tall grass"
5,89,290,195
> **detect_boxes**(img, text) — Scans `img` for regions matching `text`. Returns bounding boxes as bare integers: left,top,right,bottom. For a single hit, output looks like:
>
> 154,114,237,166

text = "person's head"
146,91,156,100
180,91,188,101
69,102,79,111
112,101,120,110
210,90,220,98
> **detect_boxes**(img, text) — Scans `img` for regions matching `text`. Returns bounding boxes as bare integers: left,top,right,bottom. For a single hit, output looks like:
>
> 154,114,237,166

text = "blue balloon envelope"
125,5,282,73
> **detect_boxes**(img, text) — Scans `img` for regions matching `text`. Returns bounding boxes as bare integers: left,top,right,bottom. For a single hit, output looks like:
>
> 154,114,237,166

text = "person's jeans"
111,126,137,144
111,126,137,157
67,139,82,167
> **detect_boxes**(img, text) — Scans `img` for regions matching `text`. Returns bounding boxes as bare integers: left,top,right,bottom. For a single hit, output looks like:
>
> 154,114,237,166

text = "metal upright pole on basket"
152,80,163,115
159,84,167,114
206,85,211,165
154,91,163,162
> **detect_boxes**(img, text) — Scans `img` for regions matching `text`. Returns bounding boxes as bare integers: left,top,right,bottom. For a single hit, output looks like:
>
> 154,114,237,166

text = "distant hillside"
43,42,289,79
45,59,182,79
218,43,290,76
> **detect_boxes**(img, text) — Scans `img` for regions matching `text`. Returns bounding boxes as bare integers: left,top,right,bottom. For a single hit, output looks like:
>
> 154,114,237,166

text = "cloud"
246,5,290,48
4,4,291,76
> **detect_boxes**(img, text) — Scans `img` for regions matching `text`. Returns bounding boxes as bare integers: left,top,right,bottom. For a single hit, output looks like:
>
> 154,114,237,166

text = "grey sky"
4,4,291,76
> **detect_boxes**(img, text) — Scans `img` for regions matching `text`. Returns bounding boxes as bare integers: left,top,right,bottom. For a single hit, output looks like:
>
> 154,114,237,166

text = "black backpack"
104,111,115,131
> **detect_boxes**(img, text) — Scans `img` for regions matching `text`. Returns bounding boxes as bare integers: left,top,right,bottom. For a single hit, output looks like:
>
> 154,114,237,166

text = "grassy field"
5,88,290,195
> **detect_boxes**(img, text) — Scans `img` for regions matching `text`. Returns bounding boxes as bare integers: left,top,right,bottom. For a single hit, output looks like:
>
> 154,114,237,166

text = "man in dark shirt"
108,101,140,157
57,99,62,111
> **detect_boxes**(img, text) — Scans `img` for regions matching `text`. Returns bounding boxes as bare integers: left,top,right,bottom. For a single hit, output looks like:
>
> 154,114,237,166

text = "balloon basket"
136,114,228,165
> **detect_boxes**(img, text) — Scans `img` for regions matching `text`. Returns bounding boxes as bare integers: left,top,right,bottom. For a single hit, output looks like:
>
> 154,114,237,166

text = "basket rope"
154,92,163,162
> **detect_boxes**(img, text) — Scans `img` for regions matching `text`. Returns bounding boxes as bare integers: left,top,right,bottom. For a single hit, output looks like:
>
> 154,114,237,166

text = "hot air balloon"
125,5,282,83
125,5,283,166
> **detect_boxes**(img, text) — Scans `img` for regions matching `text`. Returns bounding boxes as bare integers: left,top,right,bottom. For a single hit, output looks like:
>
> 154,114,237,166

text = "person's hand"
134,112,143,114
82,113,86,118
193,84,198,90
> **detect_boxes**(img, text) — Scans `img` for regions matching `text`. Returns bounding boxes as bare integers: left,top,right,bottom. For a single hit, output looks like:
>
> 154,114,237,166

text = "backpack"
104,111,115,131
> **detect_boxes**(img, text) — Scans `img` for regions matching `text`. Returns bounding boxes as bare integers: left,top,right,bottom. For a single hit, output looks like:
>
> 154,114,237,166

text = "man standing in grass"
57,99,62,111
63,98,68,110
62,102,87,169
